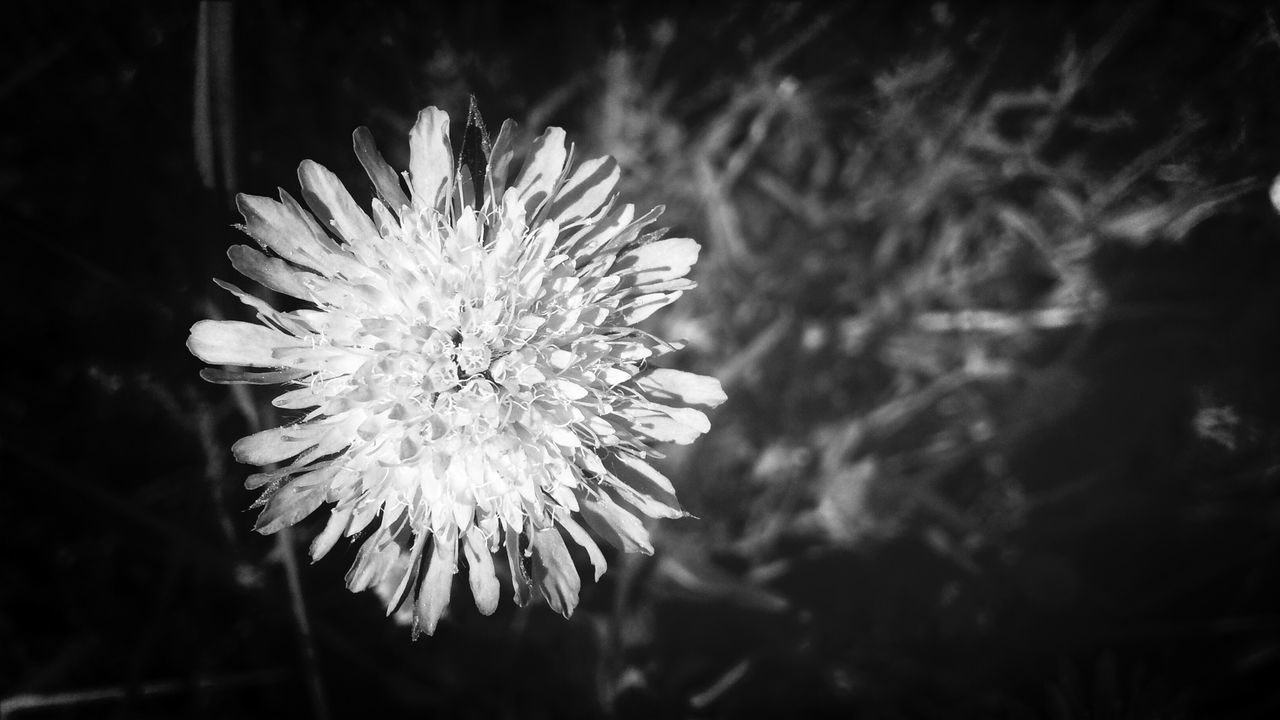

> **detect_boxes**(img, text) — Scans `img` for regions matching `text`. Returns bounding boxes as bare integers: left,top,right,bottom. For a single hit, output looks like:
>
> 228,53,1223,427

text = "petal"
309,504,353,562
511,127,567,218
604,454,688,519
409,107,454,212
253,466,336,534
547,155,619,227
530,527,580,618
625,405,711,444
200,366,308,385
505,525,532,606
231,422,326,465
227,245,313,299
564,202,636,261
635,368,727,408
235,193,342,276
386,530,428,616
345,532,400,593
297,160,379,247
485,118,518,202
413,532,457,637
557,513,607,582
352,126,411,213
187,319,297,367
463,529,500,615
619,290,683,324
580,491,653,555
615,237,701,288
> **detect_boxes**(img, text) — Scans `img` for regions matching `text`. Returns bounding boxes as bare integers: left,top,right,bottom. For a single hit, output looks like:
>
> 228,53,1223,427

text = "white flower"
187,106,725,636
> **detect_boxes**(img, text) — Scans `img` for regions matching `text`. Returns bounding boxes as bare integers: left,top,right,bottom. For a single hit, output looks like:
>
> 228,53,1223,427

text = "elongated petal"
253,467,335,534
409,107,453,212
386,530,428,616
353,126,411,213
187,319,296,367
232,423,323,464
506,525,532,607
511,127,567,218
637,407,710,444
557,513,607,581
530,527,580,618
463,529,500,615
414,532,457,636
615,237,701,288
605,454,687,519
226,245,312,299
200,366,308,385
485,119,518,200
581,491,653,554
310,505,354,562
547,155,619,226
635,368,727,408
297,160,378,246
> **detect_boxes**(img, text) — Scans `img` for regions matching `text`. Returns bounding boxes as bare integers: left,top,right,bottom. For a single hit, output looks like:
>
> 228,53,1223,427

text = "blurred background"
5,1,1280,717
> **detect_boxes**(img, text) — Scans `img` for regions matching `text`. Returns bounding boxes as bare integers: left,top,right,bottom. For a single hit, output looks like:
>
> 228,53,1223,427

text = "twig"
0,669,286,718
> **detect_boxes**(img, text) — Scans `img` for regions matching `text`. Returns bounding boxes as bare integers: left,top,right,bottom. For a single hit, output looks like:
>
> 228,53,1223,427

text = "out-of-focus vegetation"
5,2,1280,718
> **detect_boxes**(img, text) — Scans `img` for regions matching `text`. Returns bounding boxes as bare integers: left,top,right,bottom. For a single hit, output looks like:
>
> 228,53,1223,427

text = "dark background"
4,1,1280,717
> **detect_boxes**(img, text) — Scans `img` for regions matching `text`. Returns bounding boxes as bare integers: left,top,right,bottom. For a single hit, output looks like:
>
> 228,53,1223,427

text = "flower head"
187,106,724,636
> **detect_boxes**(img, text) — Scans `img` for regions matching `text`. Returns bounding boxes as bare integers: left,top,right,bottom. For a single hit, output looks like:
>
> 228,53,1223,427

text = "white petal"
624,405,711,444
227,245,313,299
352,126,411,213
253,466,336,534
581,492,653,554
297,160,379,247
187,319,296,367
606,454,686,519
464,529,500,615
530,527,580,618
557,513,607,581
616,237,700,288
232,422,324,465
409,107,453,212
635,368,727,408
511,127,567,218
414,532,457,637
547,155,619,227
309,505,353,562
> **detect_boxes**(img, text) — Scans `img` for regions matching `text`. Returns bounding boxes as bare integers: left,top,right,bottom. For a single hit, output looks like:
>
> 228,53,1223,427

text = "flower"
187,106,725,636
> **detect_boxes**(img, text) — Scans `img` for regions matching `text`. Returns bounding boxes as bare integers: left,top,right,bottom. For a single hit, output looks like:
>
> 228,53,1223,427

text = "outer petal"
236,193,341,276
409,107,454,212
353,126,412,213
556,513,607,582
414,532,457,637
226,245,313,299
231,422,325,464
463,529,500,615
635,368,727,408
511,127,567,218
605,453,688,519
614,237,701,289
297,160,379,247
309,505,354,562
530,527,580,618
547,155,619,227
187,319,296,367
253,466,337,534
580,491,653,554
505,525,532,606
485,119,518,202
625,405,711,444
